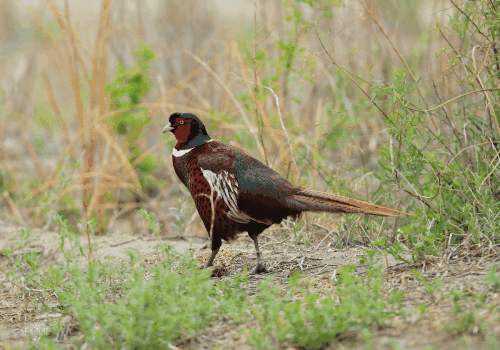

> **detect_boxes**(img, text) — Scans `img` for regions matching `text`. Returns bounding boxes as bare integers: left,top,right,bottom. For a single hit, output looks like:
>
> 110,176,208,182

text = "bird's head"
162,112,211,149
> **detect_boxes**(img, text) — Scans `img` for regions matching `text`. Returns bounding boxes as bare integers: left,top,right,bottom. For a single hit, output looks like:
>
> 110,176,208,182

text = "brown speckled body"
173,141,270,250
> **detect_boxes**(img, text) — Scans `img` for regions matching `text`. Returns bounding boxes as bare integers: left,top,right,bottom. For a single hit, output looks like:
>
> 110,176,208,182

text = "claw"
249,262,268,275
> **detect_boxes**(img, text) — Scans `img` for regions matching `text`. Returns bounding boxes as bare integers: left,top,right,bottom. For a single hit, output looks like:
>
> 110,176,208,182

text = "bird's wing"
198,145,301,224
197,148,258,224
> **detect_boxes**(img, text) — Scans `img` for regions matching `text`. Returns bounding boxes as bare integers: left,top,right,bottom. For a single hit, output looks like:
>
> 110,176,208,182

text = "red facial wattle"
173,123,191,143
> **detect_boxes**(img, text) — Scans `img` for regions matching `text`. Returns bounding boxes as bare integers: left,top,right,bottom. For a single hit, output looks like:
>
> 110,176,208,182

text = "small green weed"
442,285,488,338
484,268,500,293
245,254,404,349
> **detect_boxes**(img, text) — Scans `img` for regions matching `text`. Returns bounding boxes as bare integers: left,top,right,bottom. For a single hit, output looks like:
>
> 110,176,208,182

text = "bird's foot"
249,262,268,275
204,265,216,277
203,263,229,277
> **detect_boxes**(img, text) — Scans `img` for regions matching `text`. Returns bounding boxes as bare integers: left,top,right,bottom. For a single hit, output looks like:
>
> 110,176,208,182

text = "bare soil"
1,222,499,350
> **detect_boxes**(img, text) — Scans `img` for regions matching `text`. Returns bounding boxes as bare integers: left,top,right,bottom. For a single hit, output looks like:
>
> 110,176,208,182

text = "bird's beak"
162,123,174,133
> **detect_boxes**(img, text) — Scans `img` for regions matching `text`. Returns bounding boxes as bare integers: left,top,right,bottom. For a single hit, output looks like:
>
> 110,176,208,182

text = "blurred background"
0,0,481,240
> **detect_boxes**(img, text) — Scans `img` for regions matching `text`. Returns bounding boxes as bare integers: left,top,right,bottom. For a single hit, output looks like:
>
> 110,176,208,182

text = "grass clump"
367,0,500,260
441,288,487,339
246,254,404,349
73,251,218,349
484,267,500,294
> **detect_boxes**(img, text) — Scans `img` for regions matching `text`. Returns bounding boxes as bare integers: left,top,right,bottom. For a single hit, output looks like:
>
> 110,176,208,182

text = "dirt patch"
1,223,499,349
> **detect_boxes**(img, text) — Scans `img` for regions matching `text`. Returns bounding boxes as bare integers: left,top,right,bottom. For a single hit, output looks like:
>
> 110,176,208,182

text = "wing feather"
199,164,252,224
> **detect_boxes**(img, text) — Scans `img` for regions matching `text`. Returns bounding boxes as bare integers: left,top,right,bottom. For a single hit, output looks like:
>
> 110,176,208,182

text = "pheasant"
163,112,408,274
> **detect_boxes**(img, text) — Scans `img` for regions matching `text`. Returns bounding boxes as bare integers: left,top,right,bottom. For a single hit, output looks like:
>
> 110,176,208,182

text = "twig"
315,27,389,122
406,89,499,113
315,264,330,275
311,222,329,231
471,46,500,139
257,83,298,177
253,2,263,154
110,234,143,247
331,268,338,281
316,229,336,250
456,271,487,278
450,0,492,44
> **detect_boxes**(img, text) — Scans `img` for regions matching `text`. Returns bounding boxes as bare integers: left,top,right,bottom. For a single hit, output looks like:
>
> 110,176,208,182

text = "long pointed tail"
285,189,410,217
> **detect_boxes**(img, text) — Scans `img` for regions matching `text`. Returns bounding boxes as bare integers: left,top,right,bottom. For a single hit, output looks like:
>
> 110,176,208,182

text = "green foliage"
73,254,220,349
370,0,500,258
36,103,58,129
442,311,478,337
484,267,500,293
2,213,247,349
245,256,403,349
33,19,63,44
0,168,14,195
32,155,80,226
106,42,160,191
441,275,489,338
413,269,444,302
136,208,162,238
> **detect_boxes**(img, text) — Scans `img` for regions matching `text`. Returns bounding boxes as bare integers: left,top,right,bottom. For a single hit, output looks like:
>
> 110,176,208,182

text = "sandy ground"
1,222,499,349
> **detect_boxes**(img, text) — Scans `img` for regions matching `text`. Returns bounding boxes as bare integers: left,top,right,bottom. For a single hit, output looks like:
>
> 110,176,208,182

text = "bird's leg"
204,247,220,268
249,234,267,274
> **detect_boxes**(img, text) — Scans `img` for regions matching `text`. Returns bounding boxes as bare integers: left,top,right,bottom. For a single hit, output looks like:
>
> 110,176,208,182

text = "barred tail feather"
286,189,409,217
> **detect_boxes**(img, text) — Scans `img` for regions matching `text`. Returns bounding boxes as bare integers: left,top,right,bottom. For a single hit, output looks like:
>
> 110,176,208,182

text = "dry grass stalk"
17,124,45,182
313,99,323,185
3,190,25,224
40,1,146,233
231,42,278,161
184,49,266,159
471,46,500,139
359,1,438,131
41,70,76,160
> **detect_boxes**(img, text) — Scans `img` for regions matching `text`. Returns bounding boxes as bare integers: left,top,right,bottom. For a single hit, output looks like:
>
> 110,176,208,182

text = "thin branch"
471,46,500,138
406,89,500,113
360,2,433,116
450,0,492,44
315,27,390,122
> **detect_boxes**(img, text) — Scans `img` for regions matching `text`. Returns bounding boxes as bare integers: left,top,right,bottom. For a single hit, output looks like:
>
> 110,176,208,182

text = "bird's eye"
179,121,185,125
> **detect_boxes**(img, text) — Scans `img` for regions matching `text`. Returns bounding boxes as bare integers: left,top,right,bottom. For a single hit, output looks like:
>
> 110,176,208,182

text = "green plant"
2,213,251,349
413,269,444,302
442,311,479,337
136,208,162,237
106,42,160,192
367,0,500,259
442,283,488,338
484,267,500,293
245,255,404,349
